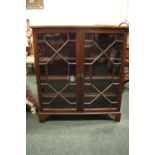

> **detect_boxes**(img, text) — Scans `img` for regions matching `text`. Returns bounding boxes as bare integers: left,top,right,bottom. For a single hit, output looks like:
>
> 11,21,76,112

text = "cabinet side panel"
32,29,43,111
117,31,128,110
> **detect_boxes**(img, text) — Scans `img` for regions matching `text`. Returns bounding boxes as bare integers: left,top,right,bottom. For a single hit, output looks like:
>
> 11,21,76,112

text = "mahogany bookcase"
32,25,128,122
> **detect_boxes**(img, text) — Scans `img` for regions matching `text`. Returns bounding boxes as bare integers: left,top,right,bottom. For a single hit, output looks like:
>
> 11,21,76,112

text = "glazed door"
36,32,79,110
82,32,124,110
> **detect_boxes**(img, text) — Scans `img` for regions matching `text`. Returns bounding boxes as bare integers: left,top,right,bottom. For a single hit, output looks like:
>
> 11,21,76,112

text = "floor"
26,73,129,155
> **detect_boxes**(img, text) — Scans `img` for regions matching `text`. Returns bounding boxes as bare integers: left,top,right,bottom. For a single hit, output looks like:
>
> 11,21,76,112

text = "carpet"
26,73,129,155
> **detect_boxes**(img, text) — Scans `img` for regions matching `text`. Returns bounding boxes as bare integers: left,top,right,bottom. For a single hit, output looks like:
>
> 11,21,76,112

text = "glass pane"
38,42,55,62
37,33,77,109
83,33,123,109
41,83,77,109
46,33,67,50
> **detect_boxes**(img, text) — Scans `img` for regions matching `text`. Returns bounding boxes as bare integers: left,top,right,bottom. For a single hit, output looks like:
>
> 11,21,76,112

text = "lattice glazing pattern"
37,33,77,108
84,33,123,108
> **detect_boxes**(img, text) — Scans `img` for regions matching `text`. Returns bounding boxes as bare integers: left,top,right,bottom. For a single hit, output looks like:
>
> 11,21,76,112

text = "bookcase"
32,25,128,122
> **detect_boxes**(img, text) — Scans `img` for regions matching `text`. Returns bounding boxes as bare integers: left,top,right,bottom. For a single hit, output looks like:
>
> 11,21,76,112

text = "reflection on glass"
84,33,123,108
37,33,77,109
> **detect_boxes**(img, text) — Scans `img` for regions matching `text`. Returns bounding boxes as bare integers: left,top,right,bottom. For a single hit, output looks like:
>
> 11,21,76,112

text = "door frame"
78,28,128,111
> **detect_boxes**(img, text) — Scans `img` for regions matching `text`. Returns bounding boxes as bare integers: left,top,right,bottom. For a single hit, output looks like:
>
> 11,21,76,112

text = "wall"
26,0,128,26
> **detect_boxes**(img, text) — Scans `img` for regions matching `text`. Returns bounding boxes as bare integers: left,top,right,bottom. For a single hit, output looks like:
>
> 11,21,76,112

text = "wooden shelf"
42,92,116,98
40,75,119,80
85,92,116,97
42,92,75,98
39,57,76,64
41,75,69,80
84,75,119,80
39,56,121,64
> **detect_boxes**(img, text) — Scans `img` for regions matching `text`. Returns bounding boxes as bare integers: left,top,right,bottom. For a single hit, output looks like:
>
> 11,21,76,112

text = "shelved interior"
83,33,123,108
36,32,124,110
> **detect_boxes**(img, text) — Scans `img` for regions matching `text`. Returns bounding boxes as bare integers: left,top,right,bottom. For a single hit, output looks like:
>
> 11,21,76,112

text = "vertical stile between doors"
76,30,85,111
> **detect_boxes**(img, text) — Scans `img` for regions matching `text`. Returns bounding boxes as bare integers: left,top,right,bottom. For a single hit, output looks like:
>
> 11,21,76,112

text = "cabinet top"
31,25,129,29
